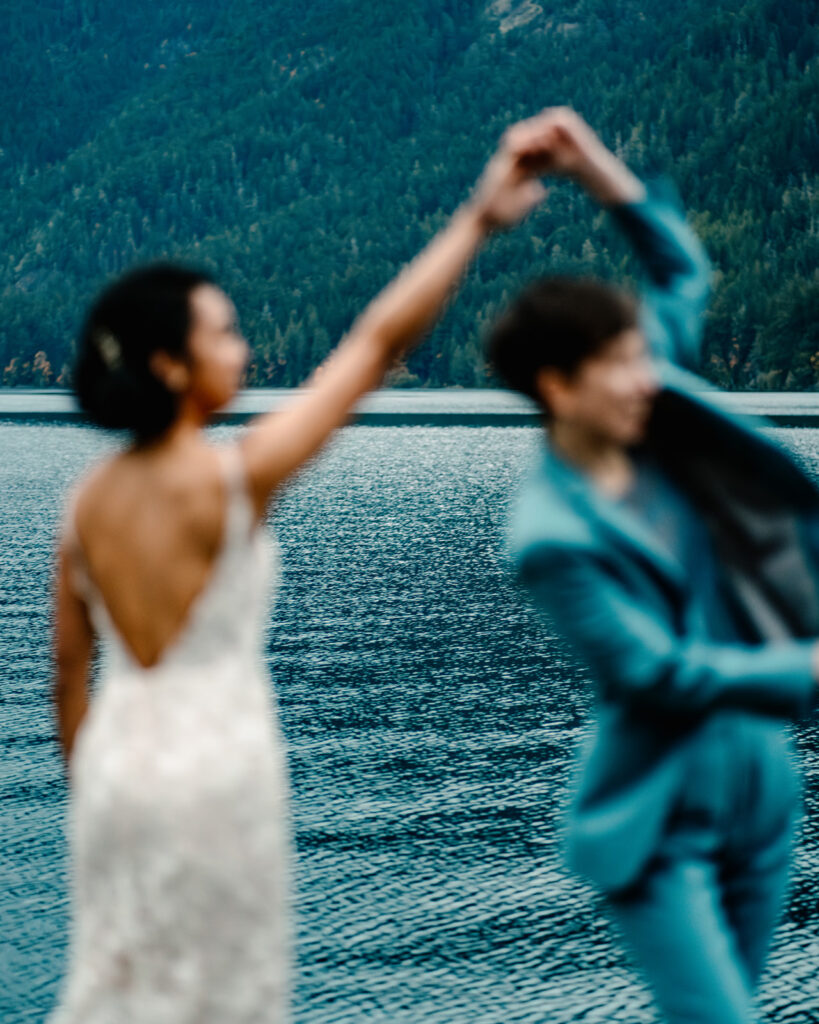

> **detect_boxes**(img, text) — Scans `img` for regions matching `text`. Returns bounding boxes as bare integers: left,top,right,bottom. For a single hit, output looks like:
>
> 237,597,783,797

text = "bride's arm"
53,540,94,766
237,126,548,518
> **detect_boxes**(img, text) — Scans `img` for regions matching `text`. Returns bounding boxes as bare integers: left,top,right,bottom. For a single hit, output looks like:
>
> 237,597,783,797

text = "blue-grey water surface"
3,421,819,1023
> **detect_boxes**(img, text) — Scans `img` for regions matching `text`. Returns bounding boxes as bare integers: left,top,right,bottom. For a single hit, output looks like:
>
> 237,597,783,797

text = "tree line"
2,0,817,390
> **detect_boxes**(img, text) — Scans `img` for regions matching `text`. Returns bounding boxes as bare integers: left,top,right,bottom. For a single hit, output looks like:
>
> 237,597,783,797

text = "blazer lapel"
542,445,689,594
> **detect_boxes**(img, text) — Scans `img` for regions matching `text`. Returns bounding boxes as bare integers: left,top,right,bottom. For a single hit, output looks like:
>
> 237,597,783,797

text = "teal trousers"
605,713,799,1024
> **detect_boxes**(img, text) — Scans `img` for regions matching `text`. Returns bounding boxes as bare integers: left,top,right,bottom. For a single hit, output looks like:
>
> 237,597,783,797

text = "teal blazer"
507,186,819,892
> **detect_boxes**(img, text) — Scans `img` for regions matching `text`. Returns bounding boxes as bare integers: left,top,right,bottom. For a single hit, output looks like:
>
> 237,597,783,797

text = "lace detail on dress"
49,444,290,1024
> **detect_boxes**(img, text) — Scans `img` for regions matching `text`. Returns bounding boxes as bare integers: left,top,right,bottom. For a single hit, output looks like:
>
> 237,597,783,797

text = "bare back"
65,442,247,671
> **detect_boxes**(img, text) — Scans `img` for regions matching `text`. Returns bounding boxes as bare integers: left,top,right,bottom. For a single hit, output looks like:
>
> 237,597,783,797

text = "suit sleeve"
520,541,817,720
609,182,711,373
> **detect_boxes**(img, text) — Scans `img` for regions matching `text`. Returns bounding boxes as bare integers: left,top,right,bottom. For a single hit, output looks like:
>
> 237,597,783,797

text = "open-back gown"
48,445,290,1024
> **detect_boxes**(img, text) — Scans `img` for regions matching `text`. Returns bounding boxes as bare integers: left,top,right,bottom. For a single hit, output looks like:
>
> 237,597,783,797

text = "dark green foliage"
2,0,818,389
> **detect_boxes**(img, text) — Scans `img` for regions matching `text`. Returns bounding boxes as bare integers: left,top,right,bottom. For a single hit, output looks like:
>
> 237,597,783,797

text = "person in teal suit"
491,109,819,1023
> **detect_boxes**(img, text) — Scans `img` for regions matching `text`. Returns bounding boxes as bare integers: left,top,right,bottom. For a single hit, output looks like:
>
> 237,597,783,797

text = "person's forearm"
237,201,494,501
575,148,646,207
608,191,710,290
54,665,89,767
521,546,818,721
349,201,491,363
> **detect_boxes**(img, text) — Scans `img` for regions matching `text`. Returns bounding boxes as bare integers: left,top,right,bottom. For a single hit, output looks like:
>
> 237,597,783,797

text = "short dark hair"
487,276,638,406
74,263,216,445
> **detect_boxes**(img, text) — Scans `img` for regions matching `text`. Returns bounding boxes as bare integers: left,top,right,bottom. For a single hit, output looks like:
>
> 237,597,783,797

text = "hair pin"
95,330,123,371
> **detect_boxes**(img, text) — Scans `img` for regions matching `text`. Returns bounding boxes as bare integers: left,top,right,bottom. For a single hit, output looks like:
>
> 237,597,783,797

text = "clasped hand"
473,106,645,228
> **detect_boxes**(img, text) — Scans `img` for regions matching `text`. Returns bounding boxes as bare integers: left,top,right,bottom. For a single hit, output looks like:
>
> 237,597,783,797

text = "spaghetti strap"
216,444,256,541
216,443,245,493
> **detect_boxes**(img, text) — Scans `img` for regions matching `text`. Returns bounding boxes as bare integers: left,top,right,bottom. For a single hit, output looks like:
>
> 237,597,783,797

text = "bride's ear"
149,350,190,393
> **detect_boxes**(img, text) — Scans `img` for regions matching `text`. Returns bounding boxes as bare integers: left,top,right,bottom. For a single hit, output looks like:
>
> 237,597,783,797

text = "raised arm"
509,107,711,371
608,189,712,372
238,124,550,518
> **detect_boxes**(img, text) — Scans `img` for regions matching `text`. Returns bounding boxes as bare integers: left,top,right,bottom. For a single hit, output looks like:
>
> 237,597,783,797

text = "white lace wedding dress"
49,445,291,1024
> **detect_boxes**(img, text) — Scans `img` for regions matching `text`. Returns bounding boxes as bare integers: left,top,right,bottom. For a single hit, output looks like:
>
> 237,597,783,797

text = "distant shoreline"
3,388,819,427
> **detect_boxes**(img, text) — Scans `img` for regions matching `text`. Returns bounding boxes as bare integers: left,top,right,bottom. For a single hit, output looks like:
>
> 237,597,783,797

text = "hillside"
2,0,818,389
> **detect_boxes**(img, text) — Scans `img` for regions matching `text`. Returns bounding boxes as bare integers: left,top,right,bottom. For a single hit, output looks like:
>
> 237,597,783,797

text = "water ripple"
2,424,819,1022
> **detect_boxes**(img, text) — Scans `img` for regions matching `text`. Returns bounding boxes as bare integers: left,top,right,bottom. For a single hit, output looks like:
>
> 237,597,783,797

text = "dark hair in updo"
487,276,638,410
74,263,216,445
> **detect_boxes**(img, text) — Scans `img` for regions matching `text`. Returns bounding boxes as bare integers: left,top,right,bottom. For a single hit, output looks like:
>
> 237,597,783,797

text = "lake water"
3,419,819,1023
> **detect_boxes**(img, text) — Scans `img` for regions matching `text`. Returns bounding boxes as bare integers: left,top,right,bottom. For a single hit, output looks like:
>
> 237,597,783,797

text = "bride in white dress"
49,116,554,1023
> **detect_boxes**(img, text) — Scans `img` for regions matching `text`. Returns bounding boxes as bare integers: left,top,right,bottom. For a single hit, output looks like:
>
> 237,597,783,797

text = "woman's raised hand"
504,108,607,178
469,133,549,231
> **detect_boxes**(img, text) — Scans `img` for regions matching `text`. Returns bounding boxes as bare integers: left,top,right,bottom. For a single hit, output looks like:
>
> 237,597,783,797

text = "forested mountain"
2,0,817,389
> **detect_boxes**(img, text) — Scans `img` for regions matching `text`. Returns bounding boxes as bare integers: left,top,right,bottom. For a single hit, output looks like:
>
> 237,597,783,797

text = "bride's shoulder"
66,453,129,526
69,446,234,551
64,454,117,521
